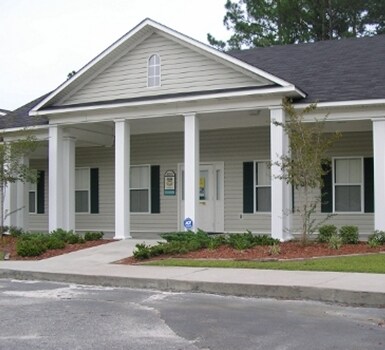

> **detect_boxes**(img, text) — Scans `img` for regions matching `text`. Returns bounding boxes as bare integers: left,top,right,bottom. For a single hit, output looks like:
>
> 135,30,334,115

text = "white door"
179,163,224,232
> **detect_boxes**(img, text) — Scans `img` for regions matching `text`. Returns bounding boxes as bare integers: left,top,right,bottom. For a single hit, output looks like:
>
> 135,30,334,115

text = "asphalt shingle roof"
0,94,49,129
229,34,385,103
0,108,10,115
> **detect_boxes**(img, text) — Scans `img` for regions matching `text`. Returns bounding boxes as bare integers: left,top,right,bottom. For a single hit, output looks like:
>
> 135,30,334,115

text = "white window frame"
130,164,151,214
147,54,161,88
75,167,90,214
254,160,271,213
29,181,37,214
332,156,364,214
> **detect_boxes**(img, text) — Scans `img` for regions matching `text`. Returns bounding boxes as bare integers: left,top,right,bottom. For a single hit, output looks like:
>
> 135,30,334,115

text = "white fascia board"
0,124,49,134
30,85,303,117
31,18,301,114
294,98,385,109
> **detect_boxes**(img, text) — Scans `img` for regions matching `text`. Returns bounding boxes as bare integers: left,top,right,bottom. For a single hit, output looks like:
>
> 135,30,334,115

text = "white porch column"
184,113,199,231
62,136,76,231
114,119,131,239
372,119,385,231
15,156,29,230
49,125,64,232
270,106,291,241
3,182,17,228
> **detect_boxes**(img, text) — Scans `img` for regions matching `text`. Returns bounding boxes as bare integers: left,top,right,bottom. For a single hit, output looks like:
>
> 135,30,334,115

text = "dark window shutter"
243,162,254,213
364,157,374,213
321,162,333,213
90,168,99,214
292,184,295,213
37,170,45,214
151,165,160,214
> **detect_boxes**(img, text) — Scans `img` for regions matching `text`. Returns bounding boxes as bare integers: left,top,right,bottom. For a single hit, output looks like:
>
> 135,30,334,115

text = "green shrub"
16,239,47,257
368,230,385,247
328,234,343,250
9,226,25,237
66,233,85,244
226,232,279,250
133,243,151,260
50,228,73,242
207,236,226,250
339,226,359,244
227,233,255,250
46,237,66,250
318,225,337,243
84,231,104,241
252,234,280,246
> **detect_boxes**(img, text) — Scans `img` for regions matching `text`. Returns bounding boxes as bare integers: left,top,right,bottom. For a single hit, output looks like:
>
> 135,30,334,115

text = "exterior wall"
201,127,271,233
292,131,374,234
27,128,374,236
59,33,267,106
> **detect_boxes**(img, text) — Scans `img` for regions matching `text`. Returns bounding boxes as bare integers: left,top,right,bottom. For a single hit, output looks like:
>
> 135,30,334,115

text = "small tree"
273,99,340,244
0,134,38,238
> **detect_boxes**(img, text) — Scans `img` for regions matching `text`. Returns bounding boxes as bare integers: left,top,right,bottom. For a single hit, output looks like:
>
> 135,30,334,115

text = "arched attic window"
148,54,161,87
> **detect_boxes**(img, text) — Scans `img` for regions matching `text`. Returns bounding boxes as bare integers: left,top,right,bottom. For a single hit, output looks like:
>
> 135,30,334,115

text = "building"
2,19,385,240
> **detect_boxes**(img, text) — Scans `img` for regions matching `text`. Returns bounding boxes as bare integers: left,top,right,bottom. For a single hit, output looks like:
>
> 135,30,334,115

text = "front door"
179,163,224,232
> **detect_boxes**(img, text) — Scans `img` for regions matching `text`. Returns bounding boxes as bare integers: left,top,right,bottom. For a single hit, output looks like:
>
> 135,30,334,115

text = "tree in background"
0,135,38,238
272,100,340,244
208,0,385,50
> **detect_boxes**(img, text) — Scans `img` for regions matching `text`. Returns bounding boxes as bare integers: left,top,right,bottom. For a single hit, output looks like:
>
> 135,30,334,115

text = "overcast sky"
0,0,229,111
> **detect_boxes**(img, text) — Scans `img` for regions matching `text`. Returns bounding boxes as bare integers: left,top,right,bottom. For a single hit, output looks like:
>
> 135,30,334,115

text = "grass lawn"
143,253,385,273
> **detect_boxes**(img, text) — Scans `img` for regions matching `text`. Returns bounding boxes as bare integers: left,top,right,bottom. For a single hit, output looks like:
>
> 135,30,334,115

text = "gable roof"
229,34,385,103
31,18,301,114
4,21,385,127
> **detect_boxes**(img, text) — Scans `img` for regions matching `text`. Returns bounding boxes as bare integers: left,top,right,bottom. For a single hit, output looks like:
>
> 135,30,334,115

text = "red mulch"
118,241,385,265
0,235,114,260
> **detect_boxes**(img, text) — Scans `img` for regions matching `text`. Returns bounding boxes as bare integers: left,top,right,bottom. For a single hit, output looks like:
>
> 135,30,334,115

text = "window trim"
130,164,151,214
254,160,271,213
75,167,91,214
147,54,161,88
332,156,364,214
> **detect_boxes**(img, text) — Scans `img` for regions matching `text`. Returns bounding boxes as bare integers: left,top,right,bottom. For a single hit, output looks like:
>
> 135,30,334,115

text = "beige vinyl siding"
59,33,268,106
74,133,184,234
29,159,48,232
27,128,374,236
73,127,272,235
201,127,271,233
292,131,374,234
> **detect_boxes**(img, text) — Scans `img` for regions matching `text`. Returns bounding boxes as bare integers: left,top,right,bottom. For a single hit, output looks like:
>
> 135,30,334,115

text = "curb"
1,269,384,308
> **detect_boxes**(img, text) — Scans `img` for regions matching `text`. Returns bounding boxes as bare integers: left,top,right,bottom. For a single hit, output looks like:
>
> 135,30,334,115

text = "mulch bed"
117,241,385,265
0,235,114,261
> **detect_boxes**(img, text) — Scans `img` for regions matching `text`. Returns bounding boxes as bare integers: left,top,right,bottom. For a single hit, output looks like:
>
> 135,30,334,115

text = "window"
75,168,90,213
334,158,362,212
255,161,271,212
28,170,45,214
29,181,37,213
130,165,150,213
148,54,161,87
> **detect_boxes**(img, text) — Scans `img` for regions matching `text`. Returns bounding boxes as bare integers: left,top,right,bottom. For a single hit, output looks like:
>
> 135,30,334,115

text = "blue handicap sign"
183,217,193,229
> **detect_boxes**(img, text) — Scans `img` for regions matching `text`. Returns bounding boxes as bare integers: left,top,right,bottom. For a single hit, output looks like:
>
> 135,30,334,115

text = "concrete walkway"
1,239,384,307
